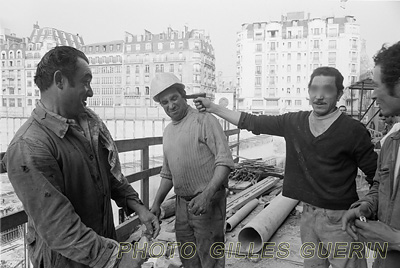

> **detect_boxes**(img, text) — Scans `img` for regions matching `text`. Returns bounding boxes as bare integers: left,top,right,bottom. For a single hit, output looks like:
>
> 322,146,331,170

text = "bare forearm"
203,165,230,197
209,103,241,126
152,178,174,207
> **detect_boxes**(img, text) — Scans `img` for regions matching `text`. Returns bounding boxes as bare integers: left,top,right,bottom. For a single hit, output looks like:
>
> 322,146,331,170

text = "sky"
1,0,400,78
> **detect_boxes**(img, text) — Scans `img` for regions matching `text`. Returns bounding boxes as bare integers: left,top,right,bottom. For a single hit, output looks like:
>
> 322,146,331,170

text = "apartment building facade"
236,12,361,114
81,27,216,107
1,23,84,115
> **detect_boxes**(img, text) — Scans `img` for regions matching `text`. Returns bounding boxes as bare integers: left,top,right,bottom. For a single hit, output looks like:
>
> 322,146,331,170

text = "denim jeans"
300,203,368,268
175,189,226,268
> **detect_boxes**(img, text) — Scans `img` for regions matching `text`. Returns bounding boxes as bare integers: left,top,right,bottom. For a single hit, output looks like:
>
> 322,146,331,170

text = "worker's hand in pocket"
188,192,211,216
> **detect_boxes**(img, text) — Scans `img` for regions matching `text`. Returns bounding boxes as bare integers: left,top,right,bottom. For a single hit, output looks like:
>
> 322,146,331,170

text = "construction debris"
228,159,284,184
238,193,299,253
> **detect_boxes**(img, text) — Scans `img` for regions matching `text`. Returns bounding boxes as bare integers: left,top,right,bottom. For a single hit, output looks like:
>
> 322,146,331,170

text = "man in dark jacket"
4,46,160,267
342,41,400,268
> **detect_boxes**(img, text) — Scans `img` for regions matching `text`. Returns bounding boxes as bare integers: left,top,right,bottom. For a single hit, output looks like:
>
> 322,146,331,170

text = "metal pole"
360,99,375,122
226,199,259,232
359,82,364,120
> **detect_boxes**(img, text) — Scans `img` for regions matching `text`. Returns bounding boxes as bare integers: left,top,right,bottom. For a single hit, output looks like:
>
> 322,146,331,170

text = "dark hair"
34,46,89,92
373,41,400,96
308,66,344,92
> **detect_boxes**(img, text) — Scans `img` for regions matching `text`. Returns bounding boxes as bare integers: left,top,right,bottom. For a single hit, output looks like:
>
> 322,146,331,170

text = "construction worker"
195,66,377,268
3,46,160,268
342,41,400,267
150,73,234,268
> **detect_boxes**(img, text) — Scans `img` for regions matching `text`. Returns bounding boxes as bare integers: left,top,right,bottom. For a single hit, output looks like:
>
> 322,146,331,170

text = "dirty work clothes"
352,130,400,268
301,203,367,268
160,107,234,197
4,104,142,268
175,189,226,268
238,111,377,210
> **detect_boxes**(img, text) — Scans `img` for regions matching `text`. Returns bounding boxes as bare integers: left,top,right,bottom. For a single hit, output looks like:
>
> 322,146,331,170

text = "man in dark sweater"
195,67,377,268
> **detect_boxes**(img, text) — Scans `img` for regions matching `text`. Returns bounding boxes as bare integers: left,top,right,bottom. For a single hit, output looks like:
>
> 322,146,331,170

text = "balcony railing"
0,129,240,265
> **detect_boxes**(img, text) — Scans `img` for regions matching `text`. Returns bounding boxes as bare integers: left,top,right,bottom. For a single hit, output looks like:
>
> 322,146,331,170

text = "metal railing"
0,129,240,263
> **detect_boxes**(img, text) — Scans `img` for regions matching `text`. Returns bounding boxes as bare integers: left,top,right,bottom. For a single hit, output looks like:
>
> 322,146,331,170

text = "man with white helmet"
150,73,234,268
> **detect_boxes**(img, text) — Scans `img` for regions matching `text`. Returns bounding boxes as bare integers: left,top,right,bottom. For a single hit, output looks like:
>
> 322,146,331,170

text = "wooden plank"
141,147,150,209
229,142,240,149
125,166,162,183
1,211,28,232
115,137,163,153
224,129,240,137
115,215,141,242
226,177,280,214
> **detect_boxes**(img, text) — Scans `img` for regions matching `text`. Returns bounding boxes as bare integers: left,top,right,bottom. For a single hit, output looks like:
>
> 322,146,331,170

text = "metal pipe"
226,199,259,232
238,194,299,253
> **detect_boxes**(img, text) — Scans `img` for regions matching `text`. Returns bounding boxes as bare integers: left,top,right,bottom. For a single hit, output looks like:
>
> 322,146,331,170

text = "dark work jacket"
4,104,141,267
355,130,400,268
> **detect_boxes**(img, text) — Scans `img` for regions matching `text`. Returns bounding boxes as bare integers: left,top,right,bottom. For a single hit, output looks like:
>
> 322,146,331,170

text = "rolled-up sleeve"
6,138,118,267
203,114,234,169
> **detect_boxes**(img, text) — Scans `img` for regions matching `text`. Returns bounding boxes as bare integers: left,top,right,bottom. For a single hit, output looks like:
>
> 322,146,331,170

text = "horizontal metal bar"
115,137,163,153
125,166,162,183
224,129,240,137
229,142,240,149
1,211,28,232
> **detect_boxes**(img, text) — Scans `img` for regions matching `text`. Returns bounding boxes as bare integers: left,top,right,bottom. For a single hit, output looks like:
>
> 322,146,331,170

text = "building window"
160,64,164,72
287,88,291,94
169,64,174,72
255,55,262,65
270,42,276,51
256,66,262,75
96,46,99,52
297,64,301,72
145,86,150,95
287,76,291,83
136,44,141,50
296,88,301,94
254,88,262,98
255,77,261,86
295,100,302,106
135,65,140,73
288,42,291,49
179,41,184,49
287,65,291,72
145,65,150,73
126,66,130,74
287,53,291,60
297,76,301,83
3,98,7,107
170,42,175,49
329,40,337,49
314,40,319,49
9,98,15,107
178,63,183,72
328,52,336,63
9,88,14,94
285,100,292,106
256,44,262,52
17,98,22,107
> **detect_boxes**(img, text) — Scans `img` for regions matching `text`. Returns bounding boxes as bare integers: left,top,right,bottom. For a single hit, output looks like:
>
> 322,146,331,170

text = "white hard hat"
150,73,186,102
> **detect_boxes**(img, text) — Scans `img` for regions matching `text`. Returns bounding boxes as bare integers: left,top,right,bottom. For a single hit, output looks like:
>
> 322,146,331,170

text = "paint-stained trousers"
301,203,368,268
175,188,226,268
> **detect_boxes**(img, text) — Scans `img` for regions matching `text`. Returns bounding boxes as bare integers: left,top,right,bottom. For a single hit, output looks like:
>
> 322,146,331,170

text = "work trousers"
300,203,368,268
175,189,226,268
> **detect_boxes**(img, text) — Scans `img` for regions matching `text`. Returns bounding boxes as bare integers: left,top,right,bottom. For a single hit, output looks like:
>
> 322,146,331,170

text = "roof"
348,78,376,91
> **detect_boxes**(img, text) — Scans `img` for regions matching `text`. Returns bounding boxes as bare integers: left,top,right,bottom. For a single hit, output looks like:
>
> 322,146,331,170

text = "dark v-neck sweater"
238,111,377,210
